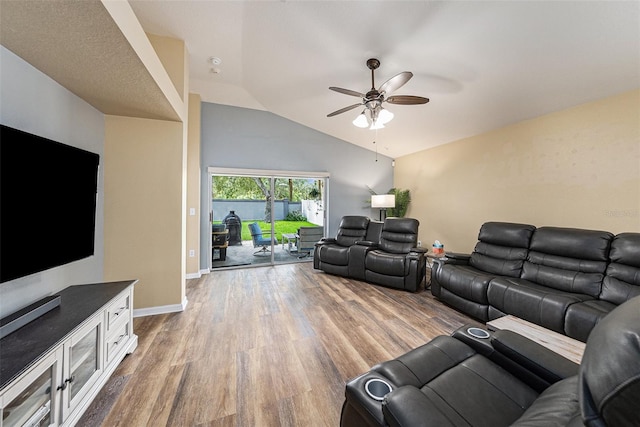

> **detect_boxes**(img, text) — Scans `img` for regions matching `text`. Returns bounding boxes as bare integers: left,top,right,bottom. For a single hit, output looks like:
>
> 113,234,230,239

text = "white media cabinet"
0,281,138,427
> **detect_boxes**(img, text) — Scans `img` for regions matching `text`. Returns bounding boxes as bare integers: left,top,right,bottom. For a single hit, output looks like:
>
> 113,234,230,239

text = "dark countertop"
0,280,136,390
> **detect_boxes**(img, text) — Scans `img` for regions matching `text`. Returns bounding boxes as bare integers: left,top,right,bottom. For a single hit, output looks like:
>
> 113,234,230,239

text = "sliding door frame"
207,167,330,270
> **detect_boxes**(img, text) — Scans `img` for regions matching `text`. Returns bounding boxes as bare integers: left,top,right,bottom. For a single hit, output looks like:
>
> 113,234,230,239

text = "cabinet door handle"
57,377,73,391
114,334,126,346
114,307,126,317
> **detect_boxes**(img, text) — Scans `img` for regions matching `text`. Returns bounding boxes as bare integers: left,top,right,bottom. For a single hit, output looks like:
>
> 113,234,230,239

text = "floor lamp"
371,194,396,221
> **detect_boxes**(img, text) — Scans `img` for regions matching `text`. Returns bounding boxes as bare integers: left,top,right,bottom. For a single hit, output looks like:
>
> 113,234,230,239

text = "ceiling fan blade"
386,95,430,105
379,71,413,94
327,103,363,117
329,87,365,98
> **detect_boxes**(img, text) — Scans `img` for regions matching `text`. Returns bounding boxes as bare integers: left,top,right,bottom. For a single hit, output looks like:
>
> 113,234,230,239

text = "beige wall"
103,33,191,312
104,116,186,309
148,33,188,104
186,93,202,276
395,89,640,253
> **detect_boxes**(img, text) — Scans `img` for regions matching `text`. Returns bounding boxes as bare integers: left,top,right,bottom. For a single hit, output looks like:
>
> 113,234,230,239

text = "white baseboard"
133,297,189,318
186,269,212,279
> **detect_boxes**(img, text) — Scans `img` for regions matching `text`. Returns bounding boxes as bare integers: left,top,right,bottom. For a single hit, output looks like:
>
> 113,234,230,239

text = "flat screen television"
0,124,100,283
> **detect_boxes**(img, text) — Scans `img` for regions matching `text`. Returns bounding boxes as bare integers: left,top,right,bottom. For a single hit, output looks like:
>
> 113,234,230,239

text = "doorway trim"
207,167,330,271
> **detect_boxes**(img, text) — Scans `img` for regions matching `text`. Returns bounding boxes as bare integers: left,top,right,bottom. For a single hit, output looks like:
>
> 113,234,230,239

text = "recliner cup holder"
467,327,490,339
365,378,392,401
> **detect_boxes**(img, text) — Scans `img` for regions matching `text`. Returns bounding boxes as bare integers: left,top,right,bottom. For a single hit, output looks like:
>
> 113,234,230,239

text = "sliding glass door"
208,168,328,270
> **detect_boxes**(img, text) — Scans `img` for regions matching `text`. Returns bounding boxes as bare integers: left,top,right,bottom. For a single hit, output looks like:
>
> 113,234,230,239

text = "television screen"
0,125,100,283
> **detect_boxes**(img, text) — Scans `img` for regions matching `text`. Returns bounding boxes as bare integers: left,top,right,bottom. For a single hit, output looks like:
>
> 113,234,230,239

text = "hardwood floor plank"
83,262,477,426
292,337,345,410
146,365,187,426
75,374,130,427
100,330,184,426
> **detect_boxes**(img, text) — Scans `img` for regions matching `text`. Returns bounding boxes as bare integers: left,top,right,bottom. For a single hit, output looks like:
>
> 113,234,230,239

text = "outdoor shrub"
285,210,307,221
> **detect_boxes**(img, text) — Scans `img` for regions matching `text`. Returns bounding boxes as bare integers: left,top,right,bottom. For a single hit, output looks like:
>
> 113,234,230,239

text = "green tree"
213,176,319,202
252,177,273,222
212,176,322,222
212,176,262,199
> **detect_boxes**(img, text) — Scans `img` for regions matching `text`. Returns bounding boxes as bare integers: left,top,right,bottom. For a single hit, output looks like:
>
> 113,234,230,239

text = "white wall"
0,47,105,318
200,102,394,267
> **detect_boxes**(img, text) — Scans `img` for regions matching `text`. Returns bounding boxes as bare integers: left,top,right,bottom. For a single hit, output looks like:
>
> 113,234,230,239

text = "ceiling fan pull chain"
374,128,379,162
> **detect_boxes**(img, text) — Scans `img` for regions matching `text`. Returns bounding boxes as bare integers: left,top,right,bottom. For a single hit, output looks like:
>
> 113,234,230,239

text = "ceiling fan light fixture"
330,58,427,130
378,108,394,125
370,119,385,130
352,111,369,128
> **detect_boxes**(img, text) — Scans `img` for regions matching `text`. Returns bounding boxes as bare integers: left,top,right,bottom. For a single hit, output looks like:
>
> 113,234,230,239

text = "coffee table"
486,315,586,364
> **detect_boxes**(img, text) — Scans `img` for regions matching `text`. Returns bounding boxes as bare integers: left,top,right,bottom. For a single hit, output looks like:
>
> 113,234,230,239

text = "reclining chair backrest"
522,227,613,297
600,232,640,304
579,295,640,426
469,222,536,277
335,216,370,247
378,218,419,254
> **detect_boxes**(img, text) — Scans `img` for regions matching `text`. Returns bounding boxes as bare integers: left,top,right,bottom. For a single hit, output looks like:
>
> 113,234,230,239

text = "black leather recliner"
564,232,640,341
432,223,639,342
314,216,376,280
340,295,640,427
364,218,426,292
487,227,613,335
431,222,536,321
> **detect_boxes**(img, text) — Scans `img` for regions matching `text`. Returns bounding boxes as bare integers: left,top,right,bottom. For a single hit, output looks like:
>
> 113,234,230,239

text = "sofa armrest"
491,330,579,384
430,253,472,296
410,247,427,254
407,250,426,261
355,240,378,248
316,237,336,245
348,244,376,280
383,385,459,427
432,253,471,270
442,252,471,261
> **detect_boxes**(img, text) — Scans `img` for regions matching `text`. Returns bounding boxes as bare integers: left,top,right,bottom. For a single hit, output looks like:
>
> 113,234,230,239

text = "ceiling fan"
327,58,429,129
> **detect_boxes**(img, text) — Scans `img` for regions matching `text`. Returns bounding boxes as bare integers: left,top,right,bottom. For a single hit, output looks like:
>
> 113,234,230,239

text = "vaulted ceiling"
2,1,639,159
128,0,640,158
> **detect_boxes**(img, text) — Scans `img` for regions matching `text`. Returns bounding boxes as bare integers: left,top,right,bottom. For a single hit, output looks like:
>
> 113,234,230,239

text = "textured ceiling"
0,0,180,121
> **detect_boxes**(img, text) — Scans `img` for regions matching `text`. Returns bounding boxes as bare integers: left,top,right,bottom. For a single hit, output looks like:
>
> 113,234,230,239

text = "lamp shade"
352,112,369,128
378,108,394,124
371,194,396,208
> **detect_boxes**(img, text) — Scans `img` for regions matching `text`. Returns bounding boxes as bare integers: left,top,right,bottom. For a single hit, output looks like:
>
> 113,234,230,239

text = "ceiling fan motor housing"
366,58,380,70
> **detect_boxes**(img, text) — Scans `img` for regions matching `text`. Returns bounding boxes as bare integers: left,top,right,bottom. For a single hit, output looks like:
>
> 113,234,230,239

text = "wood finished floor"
78,262,479,427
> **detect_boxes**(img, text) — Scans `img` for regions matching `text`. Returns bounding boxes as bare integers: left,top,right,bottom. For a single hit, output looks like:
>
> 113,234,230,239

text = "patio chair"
248,222,278,256
296,226,324,258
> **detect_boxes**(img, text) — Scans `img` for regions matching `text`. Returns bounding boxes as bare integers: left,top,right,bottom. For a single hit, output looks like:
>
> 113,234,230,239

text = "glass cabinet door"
61,314,103,422
68,325,98,401
1,350,60,427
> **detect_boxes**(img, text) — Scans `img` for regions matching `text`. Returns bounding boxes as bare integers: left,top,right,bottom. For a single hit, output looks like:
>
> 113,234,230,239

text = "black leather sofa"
431,222,640,342
314,216,427,292
340,295,640,427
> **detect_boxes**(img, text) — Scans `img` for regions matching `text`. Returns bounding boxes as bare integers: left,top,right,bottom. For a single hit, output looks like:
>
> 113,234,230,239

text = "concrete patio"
211,239,314,269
